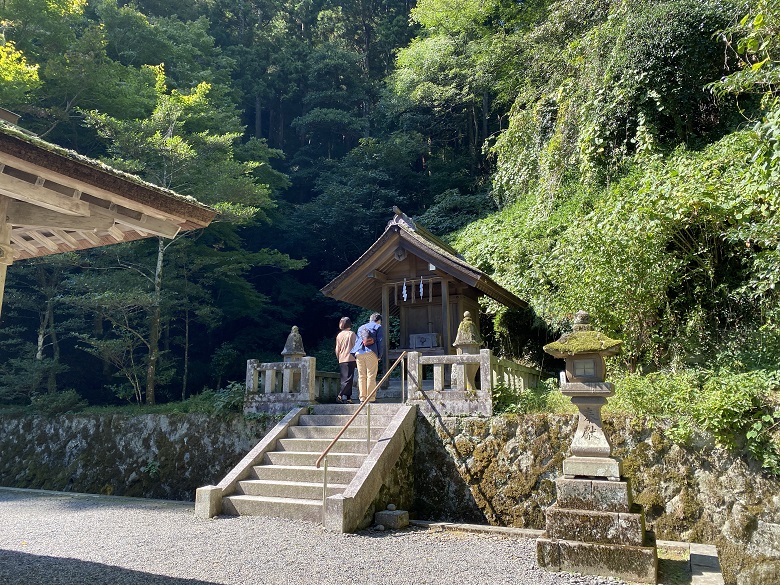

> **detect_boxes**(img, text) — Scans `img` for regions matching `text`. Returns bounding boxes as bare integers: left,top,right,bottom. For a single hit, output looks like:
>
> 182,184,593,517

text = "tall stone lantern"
543,310,622,480
537,311,657,584
452,311,481,392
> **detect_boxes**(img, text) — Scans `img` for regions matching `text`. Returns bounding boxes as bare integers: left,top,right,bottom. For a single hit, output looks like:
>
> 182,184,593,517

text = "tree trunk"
255,95,262,138
269,108,276,148
47,299,60,393
482,92,489,145
182,306,190,401
278,107,284,149
36,306,50,362
146,237,165,405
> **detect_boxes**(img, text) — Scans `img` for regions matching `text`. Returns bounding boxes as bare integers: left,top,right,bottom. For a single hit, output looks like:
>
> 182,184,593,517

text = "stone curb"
0,486,192,507
409,519,544,539
410,521,724,585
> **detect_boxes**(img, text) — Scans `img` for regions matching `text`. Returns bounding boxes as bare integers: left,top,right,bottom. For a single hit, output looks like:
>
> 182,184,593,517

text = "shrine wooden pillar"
440,278,451,351
381,283,390,387
0,195,11,319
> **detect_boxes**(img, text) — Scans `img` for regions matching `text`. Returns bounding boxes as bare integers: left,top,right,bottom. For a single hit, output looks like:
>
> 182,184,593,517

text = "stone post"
246,359,259,394
452,311,482,393
536,311,657,584
300,356,316,403
479,349,491,396
407,351,421,395
281,326,305,392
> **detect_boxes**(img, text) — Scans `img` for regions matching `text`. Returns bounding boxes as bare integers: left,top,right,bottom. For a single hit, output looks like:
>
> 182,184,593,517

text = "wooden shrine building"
0,110,216,317
321,207,526,365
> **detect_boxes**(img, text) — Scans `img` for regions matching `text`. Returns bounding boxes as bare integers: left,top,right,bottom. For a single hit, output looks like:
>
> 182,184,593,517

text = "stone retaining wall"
1,412,777,584
413,413,780,585
0,413,272,501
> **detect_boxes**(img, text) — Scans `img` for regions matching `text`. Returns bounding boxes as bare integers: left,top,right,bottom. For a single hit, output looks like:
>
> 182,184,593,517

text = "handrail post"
322,456,328,510
366,402,371,454
401,356,406,403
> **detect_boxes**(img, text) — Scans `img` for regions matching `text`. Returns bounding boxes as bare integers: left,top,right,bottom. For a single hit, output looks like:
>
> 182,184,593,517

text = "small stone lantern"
281,325,306,391
452,311,481,392
543,310,622,480
281,325,306,361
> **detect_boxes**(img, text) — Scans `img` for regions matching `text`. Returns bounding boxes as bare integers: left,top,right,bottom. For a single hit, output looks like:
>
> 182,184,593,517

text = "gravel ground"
0,488,630,585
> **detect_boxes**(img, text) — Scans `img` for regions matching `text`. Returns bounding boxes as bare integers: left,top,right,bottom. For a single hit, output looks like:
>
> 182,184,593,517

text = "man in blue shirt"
350,313,383,403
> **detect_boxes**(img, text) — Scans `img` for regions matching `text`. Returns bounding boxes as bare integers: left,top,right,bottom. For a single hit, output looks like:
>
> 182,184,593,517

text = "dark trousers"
339,361,356,399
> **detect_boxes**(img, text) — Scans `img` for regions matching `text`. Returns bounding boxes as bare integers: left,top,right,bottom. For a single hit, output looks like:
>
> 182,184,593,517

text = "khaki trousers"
355,351,379,402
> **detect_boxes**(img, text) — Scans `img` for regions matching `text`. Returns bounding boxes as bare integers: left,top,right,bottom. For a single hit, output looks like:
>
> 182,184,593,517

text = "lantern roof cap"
543,311,622,357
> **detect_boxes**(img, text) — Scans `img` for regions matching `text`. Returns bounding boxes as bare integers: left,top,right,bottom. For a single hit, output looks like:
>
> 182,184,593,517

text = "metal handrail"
315,351,407,510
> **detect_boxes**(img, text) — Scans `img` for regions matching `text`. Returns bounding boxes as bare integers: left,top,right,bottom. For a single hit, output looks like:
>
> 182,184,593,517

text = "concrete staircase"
219,403,403,523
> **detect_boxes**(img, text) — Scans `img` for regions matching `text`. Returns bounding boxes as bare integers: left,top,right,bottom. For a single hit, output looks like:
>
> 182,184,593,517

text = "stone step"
236,479,347,499
298,414,395,426
222,494,323,523
286,425,384,441
251,464,357,484
311,403,402,415
264,450,367,468
277,437,372,454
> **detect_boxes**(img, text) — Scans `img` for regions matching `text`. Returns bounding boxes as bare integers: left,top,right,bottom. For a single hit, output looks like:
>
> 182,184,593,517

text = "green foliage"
610,368,780,474
0,350,64,405
82,67,275,219
708,0,780,104
492,377,574,415
308,338,339,374
178,381,245,415
141,459,160,478
414,189,496,234
491,0,738,204
457,122,778,371
0,40,41,107
29,390,88,416
210,381,246,414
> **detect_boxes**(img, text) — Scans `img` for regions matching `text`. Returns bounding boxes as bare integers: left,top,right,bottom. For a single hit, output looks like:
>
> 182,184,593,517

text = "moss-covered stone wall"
0,413,271,501
413,412,780,585
3,411,778,585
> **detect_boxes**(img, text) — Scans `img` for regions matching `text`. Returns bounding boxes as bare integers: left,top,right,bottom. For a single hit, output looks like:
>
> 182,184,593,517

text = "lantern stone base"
537,536,658,584
544,504,646,545
537,476,658,583
556,477,632,512
562,455,622,481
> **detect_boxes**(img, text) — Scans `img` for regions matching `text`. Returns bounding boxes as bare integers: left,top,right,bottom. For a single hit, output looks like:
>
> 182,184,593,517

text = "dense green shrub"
493,378,574,415
29,390,88,416
610,368,780,474
180,381,246,415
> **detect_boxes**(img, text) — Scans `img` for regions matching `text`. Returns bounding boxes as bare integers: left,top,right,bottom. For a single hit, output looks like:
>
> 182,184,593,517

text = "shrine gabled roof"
320,208,527,311
0,120,216,261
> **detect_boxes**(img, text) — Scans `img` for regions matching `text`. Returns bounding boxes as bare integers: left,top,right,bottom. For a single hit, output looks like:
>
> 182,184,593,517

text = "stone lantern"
537,311,657,584
452,311,481,392
543,310,622,480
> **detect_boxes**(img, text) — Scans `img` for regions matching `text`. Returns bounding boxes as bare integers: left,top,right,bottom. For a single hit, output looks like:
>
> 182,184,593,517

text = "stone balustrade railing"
490,354,543,394
406,349,491,394
244,357,342,414
406,349,543,416
244,349,543,417
314,371,340,403
245,357,316,415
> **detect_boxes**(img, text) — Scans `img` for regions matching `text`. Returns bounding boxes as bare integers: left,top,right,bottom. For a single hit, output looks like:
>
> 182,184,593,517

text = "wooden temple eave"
0,121,217,317
0,144,216,262
0,129,213,227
